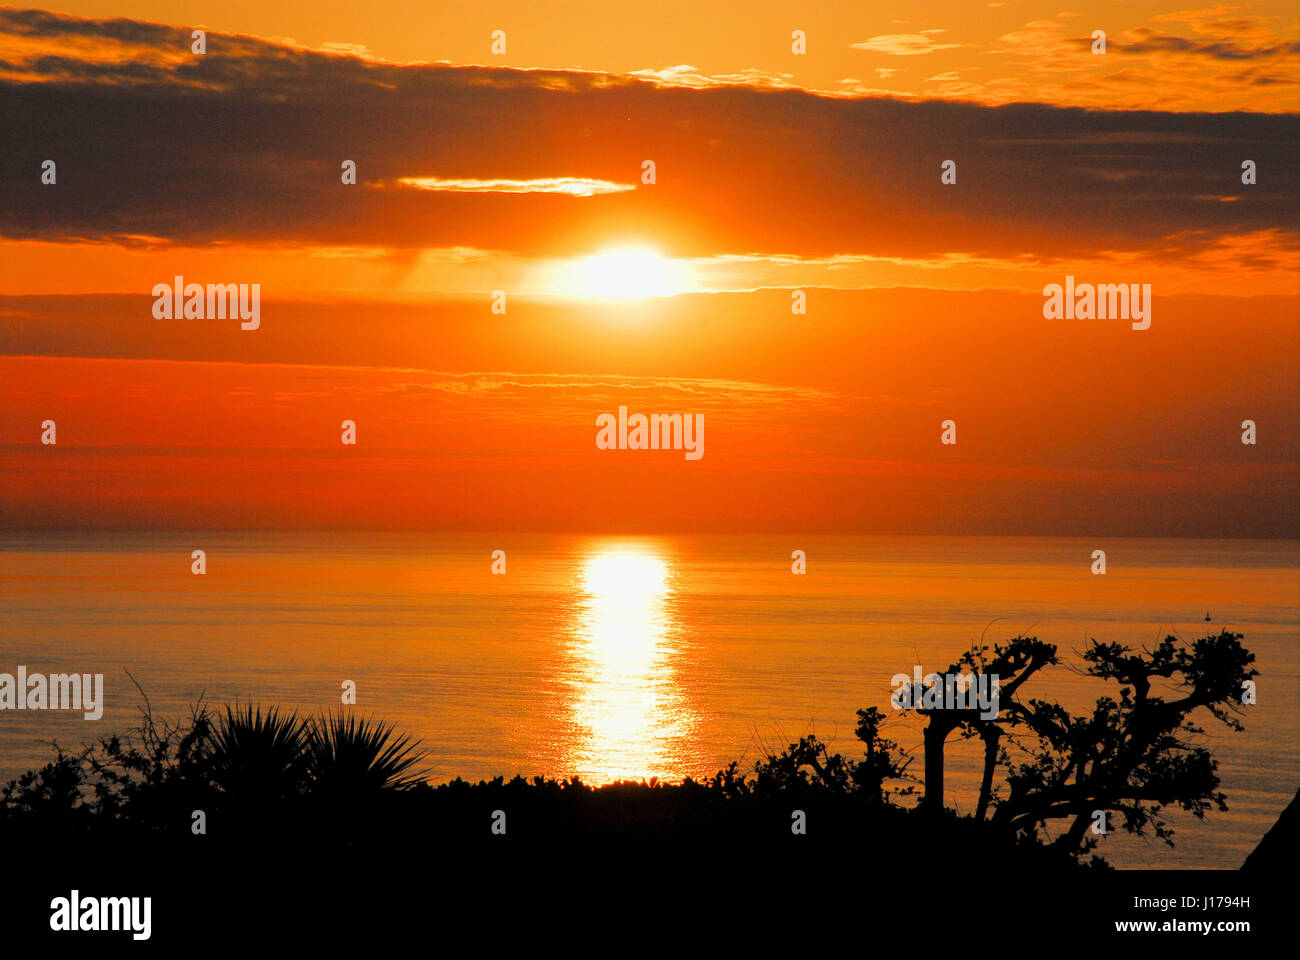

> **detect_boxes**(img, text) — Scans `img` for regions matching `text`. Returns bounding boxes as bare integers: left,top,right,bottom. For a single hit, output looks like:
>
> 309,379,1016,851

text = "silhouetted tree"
911,636,1057,815
990,630,1256,856
893,630,1256,858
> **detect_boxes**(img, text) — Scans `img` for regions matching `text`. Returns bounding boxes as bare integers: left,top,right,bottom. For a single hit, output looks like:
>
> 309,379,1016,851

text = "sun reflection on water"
565,543,692,783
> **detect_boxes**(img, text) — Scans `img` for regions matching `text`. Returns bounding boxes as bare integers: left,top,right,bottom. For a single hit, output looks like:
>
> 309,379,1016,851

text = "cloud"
395,177,635,197
1110,27,1300,60
626,64,799,90
986,11,1300,110
849,33,965,55
0,8,1296,269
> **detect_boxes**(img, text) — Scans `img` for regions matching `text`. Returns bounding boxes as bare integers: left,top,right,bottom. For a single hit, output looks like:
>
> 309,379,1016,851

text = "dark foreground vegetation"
1,630,1274,945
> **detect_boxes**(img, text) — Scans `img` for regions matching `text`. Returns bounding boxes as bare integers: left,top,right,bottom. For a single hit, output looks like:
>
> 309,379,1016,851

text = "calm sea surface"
1,533,1296,868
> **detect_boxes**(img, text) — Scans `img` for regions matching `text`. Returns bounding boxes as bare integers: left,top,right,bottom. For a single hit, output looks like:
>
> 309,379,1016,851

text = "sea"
1,532,1296,868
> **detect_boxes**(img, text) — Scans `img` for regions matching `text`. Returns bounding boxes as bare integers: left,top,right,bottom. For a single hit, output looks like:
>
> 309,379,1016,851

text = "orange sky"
1,4,1297,534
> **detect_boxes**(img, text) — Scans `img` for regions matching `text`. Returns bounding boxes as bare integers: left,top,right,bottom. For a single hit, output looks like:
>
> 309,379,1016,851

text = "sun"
549,246,693,300
580,549,670,601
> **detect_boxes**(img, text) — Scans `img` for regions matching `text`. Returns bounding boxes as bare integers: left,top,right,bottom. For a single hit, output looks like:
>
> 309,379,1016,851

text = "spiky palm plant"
203,705,310,804
306,713,425,797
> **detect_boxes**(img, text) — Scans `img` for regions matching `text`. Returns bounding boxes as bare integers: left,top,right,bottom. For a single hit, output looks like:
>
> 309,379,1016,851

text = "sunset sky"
1,2,1297,534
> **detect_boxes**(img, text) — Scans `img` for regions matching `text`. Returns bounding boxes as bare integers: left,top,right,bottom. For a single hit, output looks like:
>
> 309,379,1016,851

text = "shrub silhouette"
742,706,914,804
306,713,425,800
204,705,309,816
